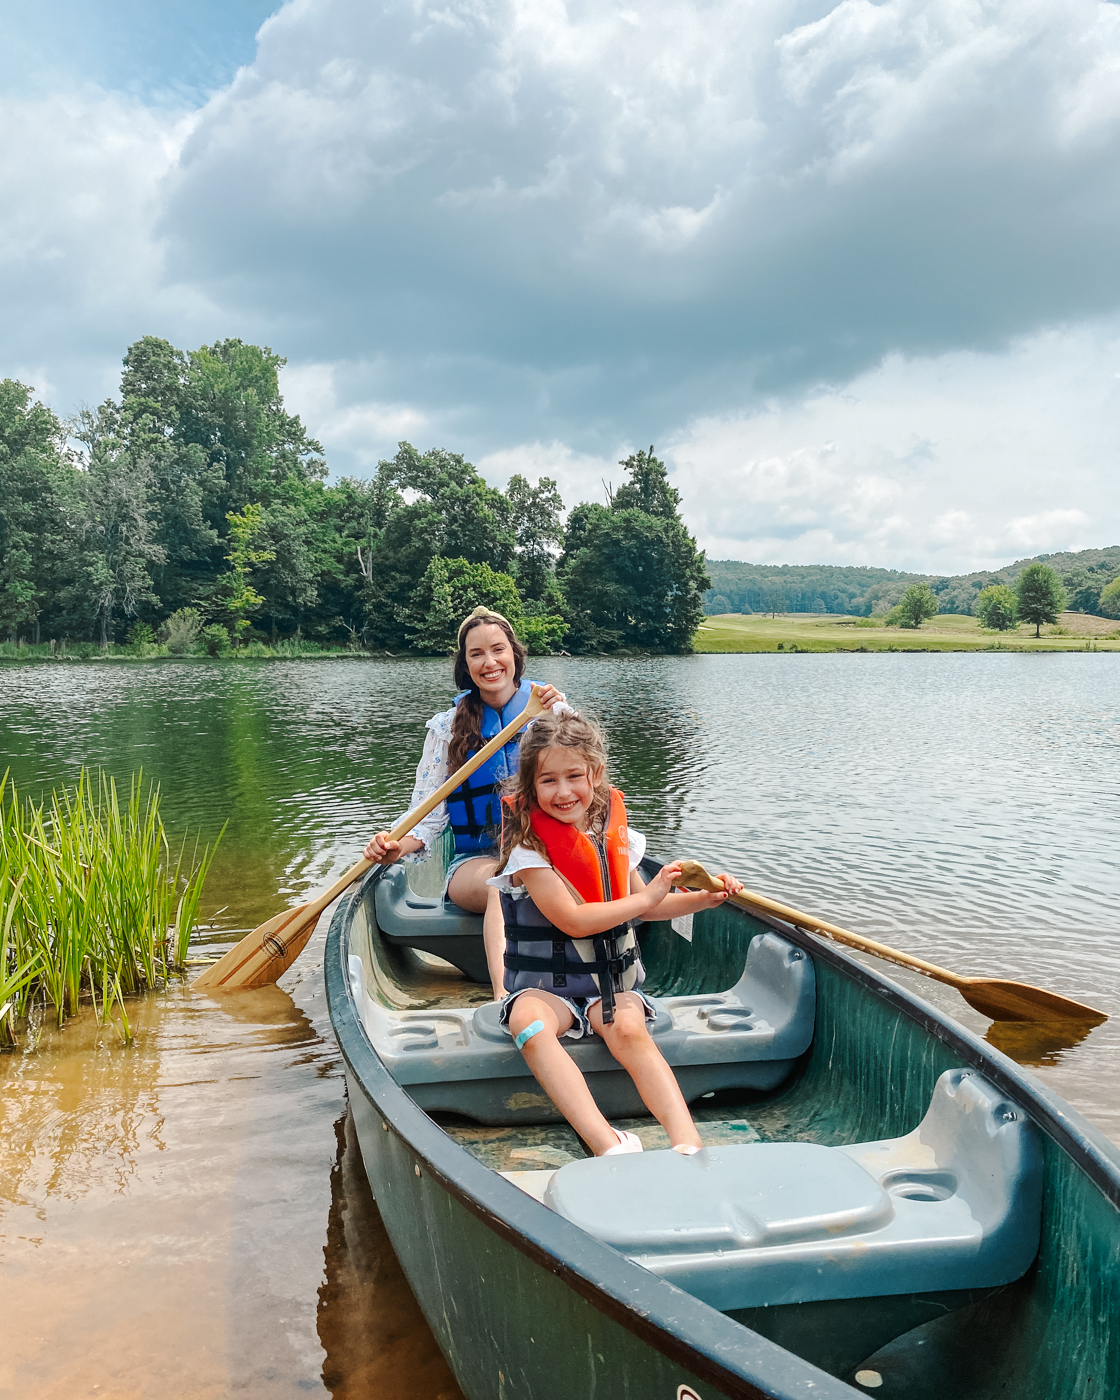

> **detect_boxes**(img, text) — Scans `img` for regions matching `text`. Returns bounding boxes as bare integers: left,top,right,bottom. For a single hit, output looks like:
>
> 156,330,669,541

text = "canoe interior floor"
431,1086,816,1172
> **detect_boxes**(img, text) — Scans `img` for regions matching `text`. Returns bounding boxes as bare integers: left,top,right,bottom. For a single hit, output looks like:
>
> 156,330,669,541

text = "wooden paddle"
194,684,549,992
674,860,1108,1025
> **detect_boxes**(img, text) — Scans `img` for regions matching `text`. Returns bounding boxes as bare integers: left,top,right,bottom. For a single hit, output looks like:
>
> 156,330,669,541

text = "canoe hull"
328,876,1120,1400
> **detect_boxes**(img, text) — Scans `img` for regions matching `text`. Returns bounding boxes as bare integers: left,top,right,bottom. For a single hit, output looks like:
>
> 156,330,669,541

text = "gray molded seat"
541,1069,1042,1309
375,864,489,982
348,931,815,1124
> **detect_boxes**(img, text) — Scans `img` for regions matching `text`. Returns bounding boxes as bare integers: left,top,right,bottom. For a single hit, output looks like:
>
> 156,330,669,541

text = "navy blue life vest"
445,677,539,854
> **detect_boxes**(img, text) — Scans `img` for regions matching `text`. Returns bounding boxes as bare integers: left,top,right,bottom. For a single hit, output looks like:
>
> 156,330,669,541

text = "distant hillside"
703,546,1120,618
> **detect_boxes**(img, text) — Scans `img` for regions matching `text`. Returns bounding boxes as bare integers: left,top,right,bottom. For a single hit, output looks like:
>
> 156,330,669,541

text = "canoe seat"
542,1068,1042,1309
375,864,490,983
348,930,815,1124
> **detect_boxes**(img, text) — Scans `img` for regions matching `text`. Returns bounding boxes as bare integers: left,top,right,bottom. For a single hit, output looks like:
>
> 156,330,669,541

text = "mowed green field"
693,611,1120,653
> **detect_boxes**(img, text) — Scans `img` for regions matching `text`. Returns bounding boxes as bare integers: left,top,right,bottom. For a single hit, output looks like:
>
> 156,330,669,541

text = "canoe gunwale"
325,886,858,1400
741,907,1120,1211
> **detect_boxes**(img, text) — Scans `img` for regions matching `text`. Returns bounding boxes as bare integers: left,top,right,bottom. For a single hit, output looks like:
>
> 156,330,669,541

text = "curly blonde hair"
496,712,611,872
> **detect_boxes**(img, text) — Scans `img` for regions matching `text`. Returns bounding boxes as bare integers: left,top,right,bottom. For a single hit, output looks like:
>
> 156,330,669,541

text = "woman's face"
464,623,517,704
533,746,601,828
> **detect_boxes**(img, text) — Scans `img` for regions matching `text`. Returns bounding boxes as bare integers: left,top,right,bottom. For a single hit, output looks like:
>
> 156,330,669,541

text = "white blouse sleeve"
486,844,552,896
398,710,455,852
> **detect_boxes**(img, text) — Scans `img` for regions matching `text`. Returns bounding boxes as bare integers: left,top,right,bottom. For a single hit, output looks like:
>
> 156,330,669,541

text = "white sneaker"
602,1128,644,1156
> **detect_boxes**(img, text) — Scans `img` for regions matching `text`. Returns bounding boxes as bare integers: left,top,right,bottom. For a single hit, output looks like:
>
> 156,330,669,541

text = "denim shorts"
499,987,657,1041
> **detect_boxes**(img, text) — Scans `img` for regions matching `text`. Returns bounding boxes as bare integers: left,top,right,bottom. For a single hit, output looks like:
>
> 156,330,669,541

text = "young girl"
488,710,743,1158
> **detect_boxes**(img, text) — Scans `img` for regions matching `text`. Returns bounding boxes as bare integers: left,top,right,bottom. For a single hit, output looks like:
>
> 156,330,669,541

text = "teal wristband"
514,1019,545,1049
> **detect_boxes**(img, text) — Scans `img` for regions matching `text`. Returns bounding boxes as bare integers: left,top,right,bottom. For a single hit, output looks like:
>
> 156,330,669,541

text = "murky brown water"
0,916,463,1398
1,655,1117,1396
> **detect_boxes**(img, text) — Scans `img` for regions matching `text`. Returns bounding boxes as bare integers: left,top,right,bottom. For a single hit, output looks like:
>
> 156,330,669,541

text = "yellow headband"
456,605,514,647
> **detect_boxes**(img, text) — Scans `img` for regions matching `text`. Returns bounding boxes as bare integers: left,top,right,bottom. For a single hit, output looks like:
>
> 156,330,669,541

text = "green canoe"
325,859,1119,1400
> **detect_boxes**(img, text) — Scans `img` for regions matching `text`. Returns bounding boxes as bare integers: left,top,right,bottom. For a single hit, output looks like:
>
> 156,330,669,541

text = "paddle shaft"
674,860,1107,1023
733,890,962,986
292,686,548,924
194,686,547,989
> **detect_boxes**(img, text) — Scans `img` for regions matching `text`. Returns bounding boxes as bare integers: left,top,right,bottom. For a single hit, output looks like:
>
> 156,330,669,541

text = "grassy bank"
0,639,368,663
0,770,220,1043
693,611,1120,653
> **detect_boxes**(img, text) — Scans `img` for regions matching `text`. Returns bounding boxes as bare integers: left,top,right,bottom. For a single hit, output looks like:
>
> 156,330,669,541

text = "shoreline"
693,611,1120,654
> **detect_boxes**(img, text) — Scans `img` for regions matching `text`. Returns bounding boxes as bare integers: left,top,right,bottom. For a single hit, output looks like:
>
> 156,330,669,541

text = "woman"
363,607,565,988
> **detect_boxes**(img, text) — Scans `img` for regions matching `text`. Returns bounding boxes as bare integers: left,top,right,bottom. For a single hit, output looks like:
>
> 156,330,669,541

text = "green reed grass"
0,769,222,1041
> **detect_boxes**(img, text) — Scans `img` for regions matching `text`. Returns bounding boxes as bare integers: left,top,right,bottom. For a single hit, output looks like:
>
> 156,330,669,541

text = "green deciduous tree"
70,401,167,645
560,447,709,652
1015,563,1068,637
896,582,940,629
974,584,1018,631
1097,576,1120,620
218,503,275,644
505,473,564,603
403,557,524,653
0,381,75,641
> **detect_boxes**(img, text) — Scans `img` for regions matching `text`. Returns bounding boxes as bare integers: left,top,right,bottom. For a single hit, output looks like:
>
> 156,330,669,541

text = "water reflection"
0,928,456,1398
985,1019,1101,1067
318,1107,463,1400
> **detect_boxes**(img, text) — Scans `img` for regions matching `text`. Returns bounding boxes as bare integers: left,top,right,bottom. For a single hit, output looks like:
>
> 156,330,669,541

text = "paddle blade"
958,978,1107,1025
192,902,316,991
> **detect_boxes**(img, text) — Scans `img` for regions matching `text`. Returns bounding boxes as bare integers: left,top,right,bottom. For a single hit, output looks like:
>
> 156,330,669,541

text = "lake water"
1,654,1117,1396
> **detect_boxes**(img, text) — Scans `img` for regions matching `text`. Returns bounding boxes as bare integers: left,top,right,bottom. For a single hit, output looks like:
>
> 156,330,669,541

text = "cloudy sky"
3,0,1119,573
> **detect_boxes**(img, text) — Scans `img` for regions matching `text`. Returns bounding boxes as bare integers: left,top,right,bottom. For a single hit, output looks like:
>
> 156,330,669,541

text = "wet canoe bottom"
430,1085,1004,1379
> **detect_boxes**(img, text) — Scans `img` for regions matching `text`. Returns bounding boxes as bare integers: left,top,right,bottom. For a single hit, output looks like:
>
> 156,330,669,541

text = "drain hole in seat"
881,1169,957,1202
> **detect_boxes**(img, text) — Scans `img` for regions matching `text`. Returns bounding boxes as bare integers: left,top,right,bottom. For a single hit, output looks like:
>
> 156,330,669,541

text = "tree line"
881,564,1082,635
0,336,709,655
705,548,1120,620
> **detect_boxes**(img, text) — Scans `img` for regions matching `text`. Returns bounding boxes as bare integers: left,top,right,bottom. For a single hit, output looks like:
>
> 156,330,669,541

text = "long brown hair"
448,609,528,769
495,712,611,872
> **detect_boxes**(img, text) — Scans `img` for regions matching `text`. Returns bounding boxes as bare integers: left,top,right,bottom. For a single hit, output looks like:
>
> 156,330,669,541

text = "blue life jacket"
446,677,539,854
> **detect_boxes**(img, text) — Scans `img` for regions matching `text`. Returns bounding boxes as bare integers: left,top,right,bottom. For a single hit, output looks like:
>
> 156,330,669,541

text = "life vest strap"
503,927,637,1010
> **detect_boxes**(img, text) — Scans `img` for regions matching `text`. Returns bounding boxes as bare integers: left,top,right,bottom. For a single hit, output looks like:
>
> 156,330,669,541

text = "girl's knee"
599,1003,651,1047
508,997,563,1043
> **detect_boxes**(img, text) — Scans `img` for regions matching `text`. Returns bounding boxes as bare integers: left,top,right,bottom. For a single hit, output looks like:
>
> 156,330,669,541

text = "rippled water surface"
1,654,1117,1396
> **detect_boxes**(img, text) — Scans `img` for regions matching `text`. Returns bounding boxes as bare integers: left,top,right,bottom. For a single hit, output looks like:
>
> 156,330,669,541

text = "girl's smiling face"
533,745,602,828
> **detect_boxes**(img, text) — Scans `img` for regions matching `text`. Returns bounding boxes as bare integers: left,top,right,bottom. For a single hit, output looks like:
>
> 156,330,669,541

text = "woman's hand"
533,683,566,711
364,831,409,864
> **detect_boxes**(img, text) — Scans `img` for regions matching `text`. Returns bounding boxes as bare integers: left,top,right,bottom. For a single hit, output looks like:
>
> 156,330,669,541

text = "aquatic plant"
0,769,221,1039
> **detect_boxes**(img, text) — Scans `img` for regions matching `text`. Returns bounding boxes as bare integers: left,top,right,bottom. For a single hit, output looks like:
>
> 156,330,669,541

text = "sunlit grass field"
693,611,1120,653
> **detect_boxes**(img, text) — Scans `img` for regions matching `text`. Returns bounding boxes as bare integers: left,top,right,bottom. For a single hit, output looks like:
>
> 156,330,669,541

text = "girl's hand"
364,831,402,864
534,683,566,711
646,861,684,907
689,871,743,907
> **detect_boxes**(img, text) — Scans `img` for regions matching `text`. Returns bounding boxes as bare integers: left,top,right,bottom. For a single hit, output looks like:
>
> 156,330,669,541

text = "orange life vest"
500,787,643,1020
527,787,630,903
